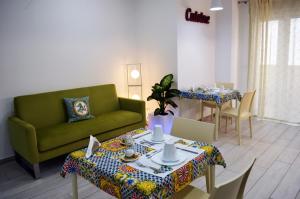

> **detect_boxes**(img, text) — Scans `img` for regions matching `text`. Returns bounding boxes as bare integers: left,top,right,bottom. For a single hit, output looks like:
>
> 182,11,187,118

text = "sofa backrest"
14,84,120,129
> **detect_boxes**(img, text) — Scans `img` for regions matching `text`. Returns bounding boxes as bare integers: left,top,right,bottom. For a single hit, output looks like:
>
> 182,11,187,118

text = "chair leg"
249,116,253,138
200,104,204,121
235,117,238,131
210,108,213,121
225,117,228,133
237,119,241,145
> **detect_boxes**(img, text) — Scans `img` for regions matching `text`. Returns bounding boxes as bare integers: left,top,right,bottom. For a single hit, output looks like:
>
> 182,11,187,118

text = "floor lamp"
127,64,142,100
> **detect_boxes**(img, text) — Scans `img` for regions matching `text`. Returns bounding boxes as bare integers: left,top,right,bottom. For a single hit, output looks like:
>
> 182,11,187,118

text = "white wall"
214,0,232,83
0,0,180,160
231,0,239,88
0,0,138,159
238,3,249,92
177,0,216,120
0,0,249,159
136,0,222,120
135,0,178,114
215,0,239,87
177,0,216,89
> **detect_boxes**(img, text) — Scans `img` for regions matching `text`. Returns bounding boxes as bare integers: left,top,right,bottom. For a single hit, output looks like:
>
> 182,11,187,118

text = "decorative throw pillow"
64,96,94,123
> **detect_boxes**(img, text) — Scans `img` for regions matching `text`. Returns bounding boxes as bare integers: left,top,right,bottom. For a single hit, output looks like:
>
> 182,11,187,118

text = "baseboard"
0,155,15,165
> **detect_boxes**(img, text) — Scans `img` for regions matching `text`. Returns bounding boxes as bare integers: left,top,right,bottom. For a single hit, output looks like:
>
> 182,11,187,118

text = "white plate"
151,151,186,166
143,135,165,143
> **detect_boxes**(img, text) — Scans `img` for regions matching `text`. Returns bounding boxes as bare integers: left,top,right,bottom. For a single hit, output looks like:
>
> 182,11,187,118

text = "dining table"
61,128,226,199
180,88,241,140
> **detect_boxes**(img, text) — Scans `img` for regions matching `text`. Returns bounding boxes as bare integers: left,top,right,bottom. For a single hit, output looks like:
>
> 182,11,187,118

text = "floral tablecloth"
180,89,241,105
61,129,226,199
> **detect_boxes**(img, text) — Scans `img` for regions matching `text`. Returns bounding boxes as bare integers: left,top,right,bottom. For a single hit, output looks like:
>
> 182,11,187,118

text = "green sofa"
8,84,146,178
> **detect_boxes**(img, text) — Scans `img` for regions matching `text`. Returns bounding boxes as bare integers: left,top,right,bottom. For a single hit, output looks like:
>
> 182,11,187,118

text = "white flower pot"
147,113,174,134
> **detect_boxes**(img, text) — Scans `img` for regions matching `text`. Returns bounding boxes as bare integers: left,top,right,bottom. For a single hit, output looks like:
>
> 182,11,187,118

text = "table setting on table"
123,125,204,177
179,86,241,140
61,127,226,199
180,85,241,105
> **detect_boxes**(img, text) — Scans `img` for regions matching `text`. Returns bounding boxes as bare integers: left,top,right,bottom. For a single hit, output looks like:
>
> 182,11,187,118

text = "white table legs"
205,165,216,193
72,173,78,199
199,99,203,121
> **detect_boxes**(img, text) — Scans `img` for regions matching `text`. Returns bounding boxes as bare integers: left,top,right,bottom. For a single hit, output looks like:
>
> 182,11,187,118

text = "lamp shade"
210,0,223,11
127,64,142,100
127,64,142,85
130,69,140,79
128,86,142,100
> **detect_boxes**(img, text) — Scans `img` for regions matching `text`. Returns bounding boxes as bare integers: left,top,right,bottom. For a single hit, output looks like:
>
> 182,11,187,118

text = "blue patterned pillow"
64,96,94,123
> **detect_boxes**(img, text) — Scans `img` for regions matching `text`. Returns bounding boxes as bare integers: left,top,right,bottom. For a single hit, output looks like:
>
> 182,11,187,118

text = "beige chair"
171,117,215,144
215,82,234,89
201,82,234,121
171,117,215,192
221,91,256,145
174,158,256,199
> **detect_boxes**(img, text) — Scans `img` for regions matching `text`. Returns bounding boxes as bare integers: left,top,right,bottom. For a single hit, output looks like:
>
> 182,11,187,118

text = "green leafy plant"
147,74,181,116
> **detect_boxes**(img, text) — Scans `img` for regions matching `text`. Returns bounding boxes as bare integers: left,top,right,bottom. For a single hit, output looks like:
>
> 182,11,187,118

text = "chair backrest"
236,159,256,199
14,84,120,128
209,158,256,199
238,91,256,116
171,117,215,144
215,82,234,89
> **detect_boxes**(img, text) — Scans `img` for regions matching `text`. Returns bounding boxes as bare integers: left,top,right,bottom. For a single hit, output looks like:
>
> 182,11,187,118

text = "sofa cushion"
36,110,142,152
64,96,94,122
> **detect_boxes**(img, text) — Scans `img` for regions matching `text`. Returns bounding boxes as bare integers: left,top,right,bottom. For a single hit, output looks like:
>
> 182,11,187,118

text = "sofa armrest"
8,117,39,164
119,97,146,124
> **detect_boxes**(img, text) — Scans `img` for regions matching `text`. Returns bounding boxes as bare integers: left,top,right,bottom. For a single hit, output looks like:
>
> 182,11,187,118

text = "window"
266,20,279,65
288,18,300,65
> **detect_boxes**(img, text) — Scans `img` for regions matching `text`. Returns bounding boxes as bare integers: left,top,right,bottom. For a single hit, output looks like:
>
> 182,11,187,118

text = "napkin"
85,135,101,158
132,130,151,139
175,144,204,154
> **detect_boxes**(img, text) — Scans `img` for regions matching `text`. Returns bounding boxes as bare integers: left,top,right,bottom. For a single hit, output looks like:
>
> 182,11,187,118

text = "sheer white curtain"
248,0,300,125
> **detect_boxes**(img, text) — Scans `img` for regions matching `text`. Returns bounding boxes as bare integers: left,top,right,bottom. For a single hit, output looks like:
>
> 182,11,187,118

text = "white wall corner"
231,0,240,88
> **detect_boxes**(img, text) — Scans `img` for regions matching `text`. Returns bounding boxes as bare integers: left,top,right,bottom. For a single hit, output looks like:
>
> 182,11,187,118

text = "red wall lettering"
185,8,210,24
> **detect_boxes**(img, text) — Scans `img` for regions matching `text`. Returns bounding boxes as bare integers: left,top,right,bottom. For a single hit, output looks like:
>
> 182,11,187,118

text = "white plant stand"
147,113,174,134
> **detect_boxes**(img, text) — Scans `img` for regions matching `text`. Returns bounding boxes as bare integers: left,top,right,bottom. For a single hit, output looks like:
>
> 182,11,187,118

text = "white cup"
162,141,178,162
152,124,164,141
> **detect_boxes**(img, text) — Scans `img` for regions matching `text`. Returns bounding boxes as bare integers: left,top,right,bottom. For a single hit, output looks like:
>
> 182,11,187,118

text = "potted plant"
147,74,181,134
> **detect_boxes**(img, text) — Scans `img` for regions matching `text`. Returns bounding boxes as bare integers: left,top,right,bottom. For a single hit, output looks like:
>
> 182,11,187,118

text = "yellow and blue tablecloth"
61,128,226,199
180,89,241,105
